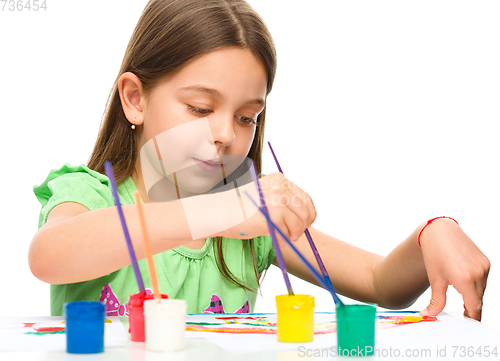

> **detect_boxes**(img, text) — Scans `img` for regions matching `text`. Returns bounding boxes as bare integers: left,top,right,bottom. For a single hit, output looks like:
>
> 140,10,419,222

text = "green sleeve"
33,163,114,228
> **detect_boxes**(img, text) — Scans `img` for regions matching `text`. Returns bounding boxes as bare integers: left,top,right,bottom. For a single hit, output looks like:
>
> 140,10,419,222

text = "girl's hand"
418,219,490,321
221,173,317,243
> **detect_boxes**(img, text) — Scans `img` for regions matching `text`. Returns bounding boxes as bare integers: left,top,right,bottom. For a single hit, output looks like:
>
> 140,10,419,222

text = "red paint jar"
129,292,168,342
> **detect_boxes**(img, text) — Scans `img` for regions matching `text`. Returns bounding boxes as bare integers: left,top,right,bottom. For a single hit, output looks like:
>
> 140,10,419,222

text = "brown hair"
87,0,277,293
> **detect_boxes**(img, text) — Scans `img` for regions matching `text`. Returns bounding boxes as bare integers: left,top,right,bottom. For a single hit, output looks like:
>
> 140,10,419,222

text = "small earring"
131,117,136,130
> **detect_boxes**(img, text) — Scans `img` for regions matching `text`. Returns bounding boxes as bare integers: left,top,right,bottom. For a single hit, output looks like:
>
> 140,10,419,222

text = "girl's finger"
270,208,298,248
279,180,316,237
466,257,489,320
421,277,447,317
454,281,483,321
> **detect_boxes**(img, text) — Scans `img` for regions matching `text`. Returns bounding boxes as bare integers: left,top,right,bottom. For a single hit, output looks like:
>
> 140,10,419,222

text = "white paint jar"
143,298,187,352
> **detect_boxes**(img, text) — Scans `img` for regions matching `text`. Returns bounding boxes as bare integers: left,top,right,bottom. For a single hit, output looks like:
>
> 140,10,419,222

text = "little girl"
31,0,489,321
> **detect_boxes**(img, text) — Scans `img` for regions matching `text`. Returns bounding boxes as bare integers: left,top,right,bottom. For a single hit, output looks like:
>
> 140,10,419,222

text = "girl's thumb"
420,281,447,317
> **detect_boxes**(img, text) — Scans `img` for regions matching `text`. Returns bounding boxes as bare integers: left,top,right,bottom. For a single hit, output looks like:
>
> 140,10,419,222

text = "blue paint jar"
64,301,105,354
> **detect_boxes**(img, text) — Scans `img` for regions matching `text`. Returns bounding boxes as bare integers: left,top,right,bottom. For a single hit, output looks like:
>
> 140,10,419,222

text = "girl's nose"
208,115,236,147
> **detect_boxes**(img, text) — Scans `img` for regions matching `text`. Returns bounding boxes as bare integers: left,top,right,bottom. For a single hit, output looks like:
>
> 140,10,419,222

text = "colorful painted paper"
184,312,500,354
185,311,437,334
0,316,127,352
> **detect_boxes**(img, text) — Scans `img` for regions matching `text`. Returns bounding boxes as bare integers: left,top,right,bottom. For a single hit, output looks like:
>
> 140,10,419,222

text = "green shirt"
33,164,276,316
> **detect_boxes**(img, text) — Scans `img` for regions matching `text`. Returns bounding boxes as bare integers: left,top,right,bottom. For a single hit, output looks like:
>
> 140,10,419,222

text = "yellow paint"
222,318,271,326
399,316,423,323
276,294,315,343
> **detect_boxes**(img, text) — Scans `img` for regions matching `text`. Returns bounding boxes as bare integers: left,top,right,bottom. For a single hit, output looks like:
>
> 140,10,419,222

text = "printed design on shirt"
203,294,250,314
235,300,250,313
203,294,225,313
99,283,152,316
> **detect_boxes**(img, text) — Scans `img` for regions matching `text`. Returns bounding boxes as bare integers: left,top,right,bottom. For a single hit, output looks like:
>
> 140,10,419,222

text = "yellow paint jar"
276,294,315,342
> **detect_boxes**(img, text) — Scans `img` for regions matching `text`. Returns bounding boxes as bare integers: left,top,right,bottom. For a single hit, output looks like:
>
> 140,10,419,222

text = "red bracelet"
418,216,459,247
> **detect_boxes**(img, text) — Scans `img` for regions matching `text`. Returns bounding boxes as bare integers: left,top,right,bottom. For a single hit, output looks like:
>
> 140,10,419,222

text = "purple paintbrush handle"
244,191,343,306
268,142,333,288
304,229,331,285
104,161,145,292
247,159,293,295
268,142,283,174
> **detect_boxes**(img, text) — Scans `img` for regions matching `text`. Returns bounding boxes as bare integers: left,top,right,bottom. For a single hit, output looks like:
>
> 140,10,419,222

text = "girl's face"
135,47,267,196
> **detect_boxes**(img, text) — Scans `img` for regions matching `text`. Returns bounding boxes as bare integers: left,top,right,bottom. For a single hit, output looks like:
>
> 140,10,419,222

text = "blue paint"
240,232,246,236
64,301,105,354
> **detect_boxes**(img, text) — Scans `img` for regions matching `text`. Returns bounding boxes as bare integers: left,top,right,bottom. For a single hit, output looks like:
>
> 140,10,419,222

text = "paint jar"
276,294,315,342
129,292,168,342
336,303,377,358
143,298,187,352
64,301,105,354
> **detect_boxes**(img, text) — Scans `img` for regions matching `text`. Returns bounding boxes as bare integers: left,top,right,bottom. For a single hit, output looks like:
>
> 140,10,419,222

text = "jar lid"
64,301,105,318
129,292,168,306
275,294,315,309
143,299,187,316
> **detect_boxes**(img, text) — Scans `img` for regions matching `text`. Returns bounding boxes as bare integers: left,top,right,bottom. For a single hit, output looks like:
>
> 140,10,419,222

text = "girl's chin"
176,177,223,194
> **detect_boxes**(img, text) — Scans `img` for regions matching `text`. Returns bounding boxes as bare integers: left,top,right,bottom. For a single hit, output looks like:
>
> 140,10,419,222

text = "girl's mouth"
193,158,222,172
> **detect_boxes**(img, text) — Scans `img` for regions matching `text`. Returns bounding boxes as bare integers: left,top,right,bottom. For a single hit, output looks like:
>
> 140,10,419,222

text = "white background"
0,0,498,329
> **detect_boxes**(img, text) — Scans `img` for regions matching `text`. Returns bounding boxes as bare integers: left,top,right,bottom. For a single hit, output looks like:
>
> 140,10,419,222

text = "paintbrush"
244,190,344,306
247,159,294,296
267,142,335,296
133,190,161,302
104,161,145,292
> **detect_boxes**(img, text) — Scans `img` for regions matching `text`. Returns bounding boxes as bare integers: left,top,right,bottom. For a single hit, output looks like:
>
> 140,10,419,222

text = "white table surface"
2,312,499,361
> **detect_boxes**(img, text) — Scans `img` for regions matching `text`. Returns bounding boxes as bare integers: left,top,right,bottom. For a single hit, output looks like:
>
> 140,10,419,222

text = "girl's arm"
29,201,196,284
29,172,316,285
277,218,490,321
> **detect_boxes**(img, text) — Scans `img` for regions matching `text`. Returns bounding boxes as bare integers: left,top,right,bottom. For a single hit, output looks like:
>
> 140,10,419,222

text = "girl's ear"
118,72,145,126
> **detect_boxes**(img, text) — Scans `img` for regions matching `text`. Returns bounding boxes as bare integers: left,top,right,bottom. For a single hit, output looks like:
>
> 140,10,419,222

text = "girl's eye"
236,115,257,126
188,105,257,126
187,105,213,116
